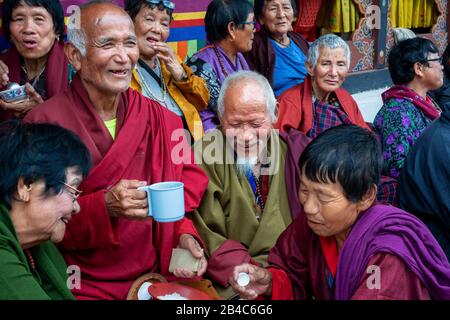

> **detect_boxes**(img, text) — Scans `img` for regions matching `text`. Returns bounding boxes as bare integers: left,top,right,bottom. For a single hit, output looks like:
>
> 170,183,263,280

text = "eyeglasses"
62,182,82,202
240,21,256,30
146,0,175,10
421,57,442,69
425,57,442,64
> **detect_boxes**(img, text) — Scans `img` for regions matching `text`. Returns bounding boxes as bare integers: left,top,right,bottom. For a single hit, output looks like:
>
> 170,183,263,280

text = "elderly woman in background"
230,125,450,300
244,0,309,97
0,121,91,299
125,0,209,141
275,34,369,136
276,34,398,205
187,0,254,132
0,0,67,120
374,37,443,180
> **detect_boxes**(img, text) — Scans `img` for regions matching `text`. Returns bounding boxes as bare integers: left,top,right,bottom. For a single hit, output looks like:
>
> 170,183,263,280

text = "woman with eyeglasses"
244,0,309,97
374,37,443,180
187,0,255,132
0,120,91,299
125,0,209,141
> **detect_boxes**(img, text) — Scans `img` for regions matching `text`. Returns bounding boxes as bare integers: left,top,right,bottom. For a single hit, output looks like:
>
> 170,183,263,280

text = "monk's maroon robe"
25,75,208,299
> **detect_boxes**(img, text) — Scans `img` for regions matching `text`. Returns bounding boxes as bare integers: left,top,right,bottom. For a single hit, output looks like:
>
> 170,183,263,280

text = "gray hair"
67,12,87,56
66,1,114,56
217,71,277,123
306,34,351,70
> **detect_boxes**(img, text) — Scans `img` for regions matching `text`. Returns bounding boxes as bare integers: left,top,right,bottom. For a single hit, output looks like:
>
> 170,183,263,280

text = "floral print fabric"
374,97,434,179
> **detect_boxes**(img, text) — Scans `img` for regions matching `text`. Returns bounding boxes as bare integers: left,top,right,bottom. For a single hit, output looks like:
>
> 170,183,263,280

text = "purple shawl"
280,129,312,219
335,204,450,300
193,44,251,132
193,44,250,84
382,85,441,120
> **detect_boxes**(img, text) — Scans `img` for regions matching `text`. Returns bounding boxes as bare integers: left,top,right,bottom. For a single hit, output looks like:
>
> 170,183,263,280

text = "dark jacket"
398,108,450,261
429,45,450,109
243,27,309,87
429,74,450,110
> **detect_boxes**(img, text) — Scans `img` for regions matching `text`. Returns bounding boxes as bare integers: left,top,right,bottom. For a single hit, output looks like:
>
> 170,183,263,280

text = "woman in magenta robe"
230,125,450,300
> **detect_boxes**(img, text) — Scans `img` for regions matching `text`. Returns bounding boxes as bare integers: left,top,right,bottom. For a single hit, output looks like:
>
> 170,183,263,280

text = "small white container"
237,272,250,287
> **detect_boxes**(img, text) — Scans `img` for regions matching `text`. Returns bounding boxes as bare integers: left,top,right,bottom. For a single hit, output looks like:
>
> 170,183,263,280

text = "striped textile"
1,0,209,60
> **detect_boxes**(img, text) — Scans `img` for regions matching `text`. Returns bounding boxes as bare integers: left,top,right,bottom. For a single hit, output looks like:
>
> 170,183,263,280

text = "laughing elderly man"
191,70,310,298
25,1,208,299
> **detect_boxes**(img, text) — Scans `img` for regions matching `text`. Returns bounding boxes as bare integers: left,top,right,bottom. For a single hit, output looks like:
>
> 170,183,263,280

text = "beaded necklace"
253,172,265,212
25,249,36,270
246,168,265,220
212,44,229,78
136,58,167,105
21,64,46,88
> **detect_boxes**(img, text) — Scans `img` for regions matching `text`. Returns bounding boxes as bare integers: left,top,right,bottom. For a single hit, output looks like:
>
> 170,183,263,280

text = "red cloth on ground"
0,42,68,121
24,75,208,299
275,76,371,134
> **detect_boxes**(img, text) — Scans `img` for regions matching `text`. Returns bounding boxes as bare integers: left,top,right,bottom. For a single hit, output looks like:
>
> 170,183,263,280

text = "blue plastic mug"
138,181,185,222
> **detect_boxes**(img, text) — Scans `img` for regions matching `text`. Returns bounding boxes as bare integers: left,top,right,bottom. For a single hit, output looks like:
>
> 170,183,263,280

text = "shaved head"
67,2,136,56
80,2,134,38
65,0,139,97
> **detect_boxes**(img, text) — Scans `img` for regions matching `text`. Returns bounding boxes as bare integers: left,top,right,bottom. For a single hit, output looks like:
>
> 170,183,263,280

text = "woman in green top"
0,120,91,299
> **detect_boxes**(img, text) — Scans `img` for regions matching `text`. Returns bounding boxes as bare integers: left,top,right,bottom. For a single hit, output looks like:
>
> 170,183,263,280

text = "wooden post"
447,0,450,46
373,0,389,69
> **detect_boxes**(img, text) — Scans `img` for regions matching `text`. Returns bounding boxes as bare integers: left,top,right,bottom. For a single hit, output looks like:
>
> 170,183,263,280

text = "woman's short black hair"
388,37,440,85
125,0,174,21
254,0,297,21
2,0,65,44
0,120,91,209
299,124,382,203
205,0,254,43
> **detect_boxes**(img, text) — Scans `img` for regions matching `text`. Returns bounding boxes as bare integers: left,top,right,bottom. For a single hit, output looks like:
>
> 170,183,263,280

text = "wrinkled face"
221,80,272,160
134,5,171,59
78,8,139,95
9,3,57,60
232,13,255,53
298,173,359,239
309,47,348,95
25,167,82,244
259,0,294,38
420,52,444,90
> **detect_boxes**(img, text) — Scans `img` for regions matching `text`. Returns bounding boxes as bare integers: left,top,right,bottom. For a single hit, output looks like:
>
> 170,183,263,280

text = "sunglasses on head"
146,0,175,10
